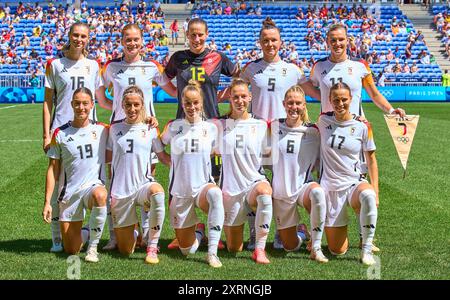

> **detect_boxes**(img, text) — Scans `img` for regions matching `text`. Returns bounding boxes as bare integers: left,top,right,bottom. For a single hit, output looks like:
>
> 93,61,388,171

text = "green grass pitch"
0,102,449,279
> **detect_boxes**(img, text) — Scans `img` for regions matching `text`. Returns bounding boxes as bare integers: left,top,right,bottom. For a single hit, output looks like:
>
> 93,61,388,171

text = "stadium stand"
193,2,442,86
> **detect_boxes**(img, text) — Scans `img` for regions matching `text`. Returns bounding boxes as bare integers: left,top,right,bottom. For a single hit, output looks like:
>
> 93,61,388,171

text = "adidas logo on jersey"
117,69,125,74
256,69,263,75
61,67,68,73
182,59,189,65
67,137,74,142
278,130,283,135
326,125,332,130
321,70,327,76
176,126,183,135
116,131,123,136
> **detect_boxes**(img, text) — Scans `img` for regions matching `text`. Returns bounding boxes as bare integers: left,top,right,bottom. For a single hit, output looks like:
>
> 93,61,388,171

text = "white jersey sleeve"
218,116,267,196
47,122,108,203
45,57,101,130
240,59,305,121
103,59,164,122
271,119,320,201
310,58,372,116
318,113,376,191
164,119,217,198
109,121,158,199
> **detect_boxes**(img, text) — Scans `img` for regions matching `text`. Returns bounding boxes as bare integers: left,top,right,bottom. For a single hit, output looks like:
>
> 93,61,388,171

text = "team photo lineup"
2,0,449,280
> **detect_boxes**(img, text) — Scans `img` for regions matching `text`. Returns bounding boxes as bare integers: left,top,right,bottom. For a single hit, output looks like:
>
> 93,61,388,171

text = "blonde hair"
122,85,147,123
122,23,143,37
284,85,310,123
63,23,90,57
227,78,250,115
181,80,205,118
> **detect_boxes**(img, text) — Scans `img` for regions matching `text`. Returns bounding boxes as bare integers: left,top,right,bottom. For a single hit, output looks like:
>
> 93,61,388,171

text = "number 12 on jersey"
191,67,205,82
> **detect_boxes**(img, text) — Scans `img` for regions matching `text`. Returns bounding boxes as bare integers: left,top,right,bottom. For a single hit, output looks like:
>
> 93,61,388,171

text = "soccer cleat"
272,232,284,250
218,239,225,250
85,247,99,263
50,242,63,253
310,248,329,263
206,253,222,268
167,238,180,250
252,248,270,264
102,239,117,251
359,238,380,252
360,251,376,266
145,246,159,264
297,223,311,242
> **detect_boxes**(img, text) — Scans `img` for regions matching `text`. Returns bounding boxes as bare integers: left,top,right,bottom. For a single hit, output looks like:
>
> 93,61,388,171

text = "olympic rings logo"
380,90,394,97
397,137,409,144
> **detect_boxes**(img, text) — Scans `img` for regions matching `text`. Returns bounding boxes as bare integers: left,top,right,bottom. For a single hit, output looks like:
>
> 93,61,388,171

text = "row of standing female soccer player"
41,17,406,267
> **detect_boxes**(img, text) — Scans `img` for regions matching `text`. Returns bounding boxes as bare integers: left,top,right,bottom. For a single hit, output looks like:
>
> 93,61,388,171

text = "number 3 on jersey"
191,67,205,82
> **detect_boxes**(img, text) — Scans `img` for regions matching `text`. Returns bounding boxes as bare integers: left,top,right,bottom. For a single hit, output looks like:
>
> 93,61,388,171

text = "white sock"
359,189,378,253
255,194,272,250
140,207,149,246
50,188,62,245
148,192,165,247
206,187,224,255
107,197,116,242
247,211,256,240
133,229,139,241
88,206,107,248
309,187,326,250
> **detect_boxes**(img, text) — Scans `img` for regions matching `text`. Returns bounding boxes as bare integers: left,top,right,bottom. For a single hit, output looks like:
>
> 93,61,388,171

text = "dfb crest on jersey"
282,68,287,76
350,127,356,135
202,128,208,137
251,125,256,134
91,131,97,140
141,67,146,75
348,67,353,75
85,66,90,75
141,129,147,138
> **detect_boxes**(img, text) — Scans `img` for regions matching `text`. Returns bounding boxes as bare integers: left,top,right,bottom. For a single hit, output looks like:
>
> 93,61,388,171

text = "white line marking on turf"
0,139,40,142
0,105,18,110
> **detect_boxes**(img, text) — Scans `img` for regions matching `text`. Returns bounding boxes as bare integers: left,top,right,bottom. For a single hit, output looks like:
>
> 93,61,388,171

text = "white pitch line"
0,105,18,110
0,139,40,143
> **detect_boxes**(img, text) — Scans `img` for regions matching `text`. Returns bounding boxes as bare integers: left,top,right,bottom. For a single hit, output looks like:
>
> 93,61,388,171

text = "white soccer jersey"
318,113,376,191
160,119,218,198
102,58,168,122
217,115,268,196
241,59,305,121
308,58,373,116
271,119,320,201
47,121,108,203
107,121,162,199
45,57,102,130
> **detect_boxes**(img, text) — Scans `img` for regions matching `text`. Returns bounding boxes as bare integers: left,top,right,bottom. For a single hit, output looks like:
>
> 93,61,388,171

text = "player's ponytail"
63,22,90,58
122,85,147,123
284,85,310,123
259,16,280,39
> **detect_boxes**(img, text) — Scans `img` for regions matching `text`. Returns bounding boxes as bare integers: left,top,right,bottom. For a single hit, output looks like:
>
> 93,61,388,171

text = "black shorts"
211,155,222,179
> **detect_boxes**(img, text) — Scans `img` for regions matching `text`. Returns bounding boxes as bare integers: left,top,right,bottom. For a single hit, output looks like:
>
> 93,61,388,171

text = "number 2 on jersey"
191,67,205,82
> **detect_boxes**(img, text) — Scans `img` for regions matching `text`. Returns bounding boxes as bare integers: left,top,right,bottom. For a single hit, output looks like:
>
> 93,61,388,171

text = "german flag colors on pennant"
384,115,420,177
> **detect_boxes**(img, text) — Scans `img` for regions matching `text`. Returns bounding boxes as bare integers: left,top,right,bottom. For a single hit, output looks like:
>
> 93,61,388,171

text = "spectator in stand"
170,19,179,47
137,0,147,15
386,49,394,61
224,3,232,15
430,54,436,64
183,17,190,45
208,39,218,51
403,62,410,73
30,48,38,59
415,30,426,45
255,4,262,16
410,62,419,73
159,33,169,46
155,7,164,19
247,3,255,15
29,71,40,87
21,32,30,47
153,0,161,11
418,50,430,64
392,62,402,73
